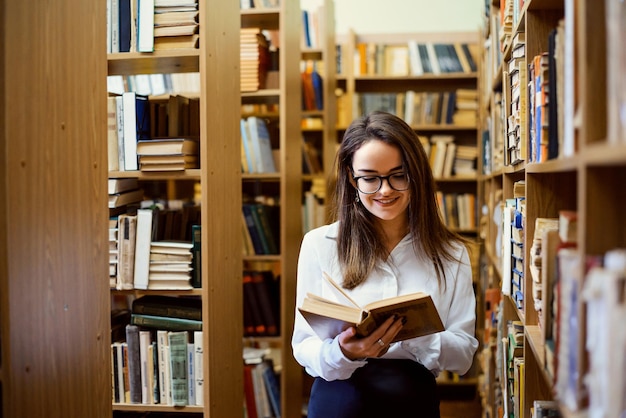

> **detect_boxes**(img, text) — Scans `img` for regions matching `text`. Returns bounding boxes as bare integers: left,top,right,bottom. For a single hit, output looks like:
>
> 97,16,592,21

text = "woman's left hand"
337,315,404,360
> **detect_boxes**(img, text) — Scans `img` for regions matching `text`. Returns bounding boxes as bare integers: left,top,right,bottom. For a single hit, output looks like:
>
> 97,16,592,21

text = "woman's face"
350,139,410,227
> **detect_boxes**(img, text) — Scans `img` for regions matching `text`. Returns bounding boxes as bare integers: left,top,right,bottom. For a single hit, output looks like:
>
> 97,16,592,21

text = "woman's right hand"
337,315,404,360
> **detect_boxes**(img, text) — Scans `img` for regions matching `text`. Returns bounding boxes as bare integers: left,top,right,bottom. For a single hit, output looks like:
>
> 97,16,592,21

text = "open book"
298,273,444,343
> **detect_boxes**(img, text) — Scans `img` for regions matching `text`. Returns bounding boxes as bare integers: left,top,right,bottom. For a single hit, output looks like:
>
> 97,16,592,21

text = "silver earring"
355,192,360,203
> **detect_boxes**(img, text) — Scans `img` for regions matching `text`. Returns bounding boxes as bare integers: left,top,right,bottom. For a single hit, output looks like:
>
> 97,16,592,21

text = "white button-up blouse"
292,222,479,381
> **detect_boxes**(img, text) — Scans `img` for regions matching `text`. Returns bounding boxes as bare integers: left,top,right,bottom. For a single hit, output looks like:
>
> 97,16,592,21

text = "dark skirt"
307,358,440,418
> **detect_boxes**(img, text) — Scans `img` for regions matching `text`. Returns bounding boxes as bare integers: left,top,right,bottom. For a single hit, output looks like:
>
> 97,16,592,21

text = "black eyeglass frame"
352,173,410,194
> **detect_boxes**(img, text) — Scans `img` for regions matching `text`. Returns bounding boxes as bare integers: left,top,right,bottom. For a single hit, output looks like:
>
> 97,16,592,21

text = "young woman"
292,111,478,418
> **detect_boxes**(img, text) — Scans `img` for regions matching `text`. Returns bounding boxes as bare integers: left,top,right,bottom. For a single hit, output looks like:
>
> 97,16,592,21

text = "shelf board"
108,169,201,181
113,403,203,412
108,50,200,76
240,8,280,30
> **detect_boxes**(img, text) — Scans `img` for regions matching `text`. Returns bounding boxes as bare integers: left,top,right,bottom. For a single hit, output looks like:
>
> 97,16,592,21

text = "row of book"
107,92,201,173
241,202,280,256
112,296,202,405
350,40,478,77
243,349,281,418
108,196,201,291
240,117,278,174
435,191,477,232
351,89,478,129
502,181,526,309
106,0,199,54
108,73,201,97
421,134,478,179
301,61,324,111
243,270,280,337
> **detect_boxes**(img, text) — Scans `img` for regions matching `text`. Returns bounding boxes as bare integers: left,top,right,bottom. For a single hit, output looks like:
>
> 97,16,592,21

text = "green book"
168,331,189,406
130,313,202,331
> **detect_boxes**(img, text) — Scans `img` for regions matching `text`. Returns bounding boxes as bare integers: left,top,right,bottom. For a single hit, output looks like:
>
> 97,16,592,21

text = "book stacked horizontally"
130,294,201,330
108,177,143,209
240,27,270,92
153,0,199,51
137,137,199,171
148,241,194,290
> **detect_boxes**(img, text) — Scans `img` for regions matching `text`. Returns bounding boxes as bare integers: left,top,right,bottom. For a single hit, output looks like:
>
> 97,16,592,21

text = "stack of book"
130,294,201,331
153,0,199,50
148,241,194,290
108,178,143,210
137,137,199,171
452,88,479,126
453,144,479,177
109,217,119,287
240,27,270,92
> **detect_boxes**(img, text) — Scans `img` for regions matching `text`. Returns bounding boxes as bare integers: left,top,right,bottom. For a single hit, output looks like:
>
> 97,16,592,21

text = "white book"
139,330,151,404
425,43,441,75
122,92,138,170
157,330,172,405
133,208,153,290
137,0,155,52
111,0,120,53
115,95,125,170
193,331,204,406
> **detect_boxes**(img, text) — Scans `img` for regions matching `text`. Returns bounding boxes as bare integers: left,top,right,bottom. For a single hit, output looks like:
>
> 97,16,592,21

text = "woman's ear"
347,167,357,188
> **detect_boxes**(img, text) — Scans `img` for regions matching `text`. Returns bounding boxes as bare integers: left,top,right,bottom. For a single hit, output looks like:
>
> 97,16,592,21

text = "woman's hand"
337,315,404,360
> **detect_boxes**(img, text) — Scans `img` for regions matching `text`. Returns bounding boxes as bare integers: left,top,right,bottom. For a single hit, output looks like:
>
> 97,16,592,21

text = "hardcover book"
299,273,444,343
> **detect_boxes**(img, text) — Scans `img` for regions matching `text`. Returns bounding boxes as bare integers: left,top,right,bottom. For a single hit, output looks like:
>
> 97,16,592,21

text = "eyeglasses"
352,172,410,194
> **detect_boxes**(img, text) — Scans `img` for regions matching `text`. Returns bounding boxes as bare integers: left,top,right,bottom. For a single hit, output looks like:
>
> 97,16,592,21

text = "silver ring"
377,338,385,347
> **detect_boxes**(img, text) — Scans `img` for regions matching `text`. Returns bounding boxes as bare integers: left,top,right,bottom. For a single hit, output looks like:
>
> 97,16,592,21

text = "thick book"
136,137,199,156
299,273,444,343
108,177,139,195
131,313,202,331
132,295,201,320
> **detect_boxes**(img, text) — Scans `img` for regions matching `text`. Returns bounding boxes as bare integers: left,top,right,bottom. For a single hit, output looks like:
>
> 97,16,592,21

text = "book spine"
191,224,201,288
168,331,189,406
132,303,201,321
187,342,195,405
125,324,142,404
157,330,171,405
193,330,204,406
131,313,202,331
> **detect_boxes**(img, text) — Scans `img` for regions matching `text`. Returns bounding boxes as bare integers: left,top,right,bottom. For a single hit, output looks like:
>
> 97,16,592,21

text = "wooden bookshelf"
105,1,242,417
477,0,626,417
301,0,337,234
240,3,305,418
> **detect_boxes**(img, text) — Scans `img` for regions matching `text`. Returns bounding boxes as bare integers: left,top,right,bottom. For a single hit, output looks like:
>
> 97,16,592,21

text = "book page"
322,272,361,309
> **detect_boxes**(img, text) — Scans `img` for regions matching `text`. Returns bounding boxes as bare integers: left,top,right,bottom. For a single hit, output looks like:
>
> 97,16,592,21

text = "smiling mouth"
375,197,398,204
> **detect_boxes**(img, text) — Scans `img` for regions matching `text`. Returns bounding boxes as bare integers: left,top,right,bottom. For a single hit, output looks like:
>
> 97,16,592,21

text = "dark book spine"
252,271,279,336
125,324,142,404
243,272,267,336
191,224,201,288
131,313,202,331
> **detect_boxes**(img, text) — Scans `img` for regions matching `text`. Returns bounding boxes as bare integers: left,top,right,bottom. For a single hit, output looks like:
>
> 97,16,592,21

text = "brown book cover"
299,273,444,343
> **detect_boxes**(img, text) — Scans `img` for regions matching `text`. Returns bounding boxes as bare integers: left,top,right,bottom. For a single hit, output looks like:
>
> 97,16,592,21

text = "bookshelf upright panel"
1,1,111,417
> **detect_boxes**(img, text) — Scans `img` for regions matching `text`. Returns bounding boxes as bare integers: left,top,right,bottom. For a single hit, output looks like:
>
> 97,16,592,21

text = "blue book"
118,0,131,52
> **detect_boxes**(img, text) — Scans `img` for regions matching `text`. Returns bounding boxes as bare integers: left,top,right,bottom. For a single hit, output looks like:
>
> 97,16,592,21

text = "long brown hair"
330,111,467,289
